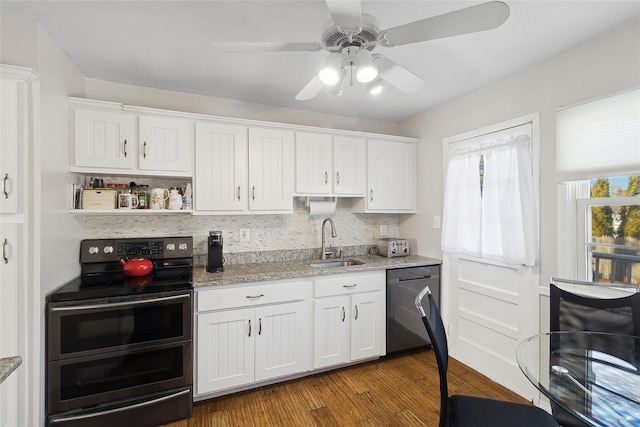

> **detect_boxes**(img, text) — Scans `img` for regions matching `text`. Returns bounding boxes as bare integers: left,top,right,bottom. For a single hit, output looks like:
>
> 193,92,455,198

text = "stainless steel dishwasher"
386,265,441,354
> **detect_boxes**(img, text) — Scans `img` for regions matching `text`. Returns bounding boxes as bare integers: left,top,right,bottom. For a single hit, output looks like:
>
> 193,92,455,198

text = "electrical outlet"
239,228,250,242
433,215,441,229
379,225,387,236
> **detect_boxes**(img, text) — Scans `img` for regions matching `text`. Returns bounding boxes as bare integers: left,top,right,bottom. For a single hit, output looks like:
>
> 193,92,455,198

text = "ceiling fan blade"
378,1,510,47
325,0,362,31
212,42,324,53
374,55,425,93
295,75,325,101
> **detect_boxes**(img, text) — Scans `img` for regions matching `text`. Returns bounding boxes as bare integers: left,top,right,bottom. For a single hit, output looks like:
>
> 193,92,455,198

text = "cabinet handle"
354,304,359,320
252,186,255,201
237,185,241,201
246,294,264,300
248,319,252,337
324,171,328,185
123,139,128,158
369,188,374,202
341,306,345,322
2,238,9,264
336,172,340,186
143,141,147,159
2,173,9,199
342,284,357,288
258,318,262,335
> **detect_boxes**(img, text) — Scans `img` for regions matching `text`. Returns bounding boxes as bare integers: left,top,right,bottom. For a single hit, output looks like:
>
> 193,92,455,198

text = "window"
577,176,640,285
556,89,639,284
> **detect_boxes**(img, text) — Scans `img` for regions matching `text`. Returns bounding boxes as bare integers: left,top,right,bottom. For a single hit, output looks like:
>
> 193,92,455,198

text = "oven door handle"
50,388,191,424
50,293,190,312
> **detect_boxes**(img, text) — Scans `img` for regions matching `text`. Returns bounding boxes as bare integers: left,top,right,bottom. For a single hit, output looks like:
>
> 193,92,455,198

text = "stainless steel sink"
308,259,365,268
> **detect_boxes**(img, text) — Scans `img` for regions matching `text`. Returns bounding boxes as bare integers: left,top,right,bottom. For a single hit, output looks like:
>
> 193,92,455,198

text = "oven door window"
49,292,191,359
48,342,191,413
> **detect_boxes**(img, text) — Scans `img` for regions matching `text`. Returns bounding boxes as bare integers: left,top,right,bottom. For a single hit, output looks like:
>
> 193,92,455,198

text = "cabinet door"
0,77,25,214
138,116,193,173
350,291,382,361
194,123,247,212
196,308,254,395
313,295,350,369
248,128,294,211
295,132,332,195
367,139,416,212
74,108,136,169
0,224,20,427
255,301,308,381
333,136,365,196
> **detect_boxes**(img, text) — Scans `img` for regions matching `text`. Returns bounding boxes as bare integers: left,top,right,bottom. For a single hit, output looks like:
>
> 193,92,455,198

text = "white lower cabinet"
313,271,385,369
195,281,311,397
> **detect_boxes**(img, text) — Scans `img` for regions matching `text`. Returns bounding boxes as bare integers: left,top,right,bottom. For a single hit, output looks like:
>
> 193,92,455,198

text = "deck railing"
592,251,640,285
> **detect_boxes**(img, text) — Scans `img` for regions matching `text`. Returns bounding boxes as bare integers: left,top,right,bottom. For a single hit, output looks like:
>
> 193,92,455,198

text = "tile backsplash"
84,198,400,259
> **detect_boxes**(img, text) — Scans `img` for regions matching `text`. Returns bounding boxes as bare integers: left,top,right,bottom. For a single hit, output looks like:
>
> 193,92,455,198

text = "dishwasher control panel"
377,238,409,257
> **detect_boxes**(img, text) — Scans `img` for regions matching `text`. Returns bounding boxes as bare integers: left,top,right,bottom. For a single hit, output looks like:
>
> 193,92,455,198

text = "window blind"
556,89,640,182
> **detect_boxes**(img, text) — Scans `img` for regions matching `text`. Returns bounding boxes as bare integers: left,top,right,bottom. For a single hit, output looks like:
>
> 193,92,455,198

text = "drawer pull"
354,304,359,320
248,319,252,337
246,294,264,300
258,318,262,335
341,306,345,322
342,284,357,288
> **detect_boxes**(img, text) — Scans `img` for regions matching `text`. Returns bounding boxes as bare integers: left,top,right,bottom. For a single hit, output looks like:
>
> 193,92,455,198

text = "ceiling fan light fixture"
355,48,377,83
368,79,384,95
319,52,343,85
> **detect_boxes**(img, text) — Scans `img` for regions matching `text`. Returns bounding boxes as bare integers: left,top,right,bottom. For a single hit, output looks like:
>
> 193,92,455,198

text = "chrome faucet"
321,218,337,259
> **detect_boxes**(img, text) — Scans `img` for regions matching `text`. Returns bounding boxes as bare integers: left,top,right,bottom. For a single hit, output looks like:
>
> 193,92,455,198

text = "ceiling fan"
213,1,510,100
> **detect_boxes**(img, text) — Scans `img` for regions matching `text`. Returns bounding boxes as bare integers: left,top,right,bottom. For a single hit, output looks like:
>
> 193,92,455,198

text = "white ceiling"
2,1,639,122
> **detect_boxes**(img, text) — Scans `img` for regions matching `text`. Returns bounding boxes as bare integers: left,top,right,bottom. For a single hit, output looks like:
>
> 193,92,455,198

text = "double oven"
46,237,194,427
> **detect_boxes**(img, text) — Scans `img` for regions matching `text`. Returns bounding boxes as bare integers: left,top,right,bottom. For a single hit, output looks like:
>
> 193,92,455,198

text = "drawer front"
197,280,310,312
314,271,384,298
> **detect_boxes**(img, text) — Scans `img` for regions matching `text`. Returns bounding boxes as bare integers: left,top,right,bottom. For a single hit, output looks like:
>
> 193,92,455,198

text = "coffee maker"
206,231,224,273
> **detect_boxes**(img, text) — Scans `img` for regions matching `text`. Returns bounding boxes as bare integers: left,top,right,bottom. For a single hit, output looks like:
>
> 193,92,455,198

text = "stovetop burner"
48,236,193,302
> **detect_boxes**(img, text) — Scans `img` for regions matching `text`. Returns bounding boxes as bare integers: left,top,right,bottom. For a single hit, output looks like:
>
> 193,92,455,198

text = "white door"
74,108,136,169
138,116,192,173
255,301,308,381
295,132,332,195
313,295,350,369
350,291,382,361
194,122,247,212
248,127,294,211
333,136,365,196
443,117,539,400
196,308,254,394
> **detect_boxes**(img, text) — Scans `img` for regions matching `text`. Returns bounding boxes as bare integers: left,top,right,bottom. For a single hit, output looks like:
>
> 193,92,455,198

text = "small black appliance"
207,230,224,272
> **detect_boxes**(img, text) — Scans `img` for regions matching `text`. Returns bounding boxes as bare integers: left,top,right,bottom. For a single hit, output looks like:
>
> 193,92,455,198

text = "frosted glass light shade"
355,49,377,83
319,53,342,85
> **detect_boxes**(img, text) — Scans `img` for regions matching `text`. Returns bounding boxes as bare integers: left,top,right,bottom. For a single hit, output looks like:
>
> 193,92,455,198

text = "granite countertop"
0,356,22,385
193,254,441,288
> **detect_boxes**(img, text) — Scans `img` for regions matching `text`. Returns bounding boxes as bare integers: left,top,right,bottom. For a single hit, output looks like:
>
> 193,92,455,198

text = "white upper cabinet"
70,98,194,177
354,139,417,213
194,122,247,212
138,115,193,173
1,75,27,214
194,124,293,214
247,127,294,212
72,106,136,170
333,135,366,196
295,132,365,196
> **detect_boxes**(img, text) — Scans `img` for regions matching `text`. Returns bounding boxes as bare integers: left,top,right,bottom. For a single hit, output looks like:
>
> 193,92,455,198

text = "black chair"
549,279,640,427
415,286,559,427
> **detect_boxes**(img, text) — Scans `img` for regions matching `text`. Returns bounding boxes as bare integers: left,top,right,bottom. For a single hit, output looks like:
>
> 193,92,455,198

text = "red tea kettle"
119,256,154,277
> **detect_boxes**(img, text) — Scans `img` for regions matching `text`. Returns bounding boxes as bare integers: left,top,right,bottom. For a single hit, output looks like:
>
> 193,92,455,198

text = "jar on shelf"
137,185,149,209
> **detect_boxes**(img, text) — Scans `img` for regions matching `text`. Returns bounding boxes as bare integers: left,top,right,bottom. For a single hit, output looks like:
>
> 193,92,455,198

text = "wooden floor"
165,349,530,427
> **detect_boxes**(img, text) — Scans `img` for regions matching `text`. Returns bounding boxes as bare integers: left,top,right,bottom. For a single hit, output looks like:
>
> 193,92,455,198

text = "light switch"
433,215,441,229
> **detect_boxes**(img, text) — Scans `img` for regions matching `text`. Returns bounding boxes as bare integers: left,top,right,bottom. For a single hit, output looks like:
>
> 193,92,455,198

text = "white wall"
400,20,640,291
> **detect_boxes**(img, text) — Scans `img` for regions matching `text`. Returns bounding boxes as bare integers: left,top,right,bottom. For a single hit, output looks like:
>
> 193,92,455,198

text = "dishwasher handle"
398,275,433,282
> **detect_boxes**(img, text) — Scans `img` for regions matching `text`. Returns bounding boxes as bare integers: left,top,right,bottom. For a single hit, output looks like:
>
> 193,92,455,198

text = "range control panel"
80,236,193,263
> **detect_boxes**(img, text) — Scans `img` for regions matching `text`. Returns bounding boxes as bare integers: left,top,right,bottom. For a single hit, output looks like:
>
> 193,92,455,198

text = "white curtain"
442,134,538,266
